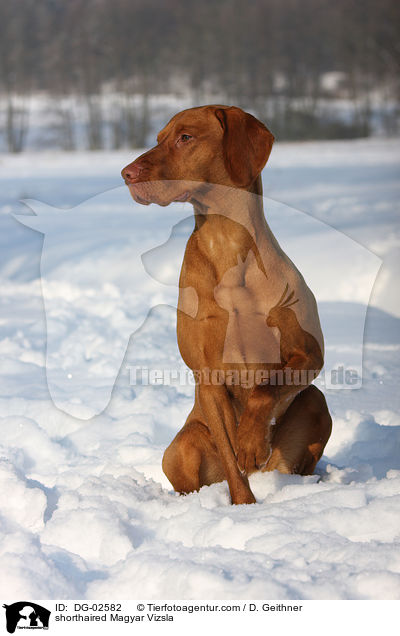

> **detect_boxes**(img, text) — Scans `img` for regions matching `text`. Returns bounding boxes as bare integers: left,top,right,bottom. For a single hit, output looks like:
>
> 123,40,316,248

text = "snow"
0,137,399,600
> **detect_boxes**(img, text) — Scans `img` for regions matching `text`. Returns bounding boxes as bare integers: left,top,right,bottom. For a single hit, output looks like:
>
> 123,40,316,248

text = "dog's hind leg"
162,417,225,494
264,385,332,475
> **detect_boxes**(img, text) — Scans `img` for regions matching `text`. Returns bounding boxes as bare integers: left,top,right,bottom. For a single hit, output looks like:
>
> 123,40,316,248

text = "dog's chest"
213,250,281,363
178,246,282,364
213,248,270,314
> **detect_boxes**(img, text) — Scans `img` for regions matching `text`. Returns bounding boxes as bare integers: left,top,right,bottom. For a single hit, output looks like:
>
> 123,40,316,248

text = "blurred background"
0,0,399,152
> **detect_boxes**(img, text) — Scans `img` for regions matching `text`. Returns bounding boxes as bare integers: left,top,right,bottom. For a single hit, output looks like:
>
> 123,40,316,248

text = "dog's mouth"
127,182,190,206
173,191,190,202
127,183,152,205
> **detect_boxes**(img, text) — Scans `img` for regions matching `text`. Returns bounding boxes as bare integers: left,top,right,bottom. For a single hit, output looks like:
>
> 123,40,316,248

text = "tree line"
0,0,399,151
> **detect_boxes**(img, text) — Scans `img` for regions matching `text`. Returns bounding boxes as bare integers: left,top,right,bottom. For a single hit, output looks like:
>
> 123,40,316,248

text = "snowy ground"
0,137,399,600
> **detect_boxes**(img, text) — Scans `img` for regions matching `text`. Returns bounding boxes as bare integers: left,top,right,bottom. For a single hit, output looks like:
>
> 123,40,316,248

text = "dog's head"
121,105,274,206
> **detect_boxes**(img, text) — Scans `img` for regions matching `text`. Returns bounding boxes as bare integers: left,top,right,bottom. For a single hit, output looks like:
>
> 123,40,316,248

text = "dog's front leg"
237,350,322,474
236,386,276,475
198,383,256,504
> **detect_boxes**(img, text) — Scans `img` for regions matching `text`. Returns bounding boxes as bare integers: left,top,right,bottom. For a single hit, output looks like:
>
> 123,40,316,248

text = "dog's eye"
179,134,192,142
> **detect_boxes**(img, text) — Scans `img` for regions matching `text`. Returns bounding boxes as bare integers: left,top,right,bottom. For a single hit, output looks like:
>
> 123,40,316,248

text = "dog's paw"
236,435,271,475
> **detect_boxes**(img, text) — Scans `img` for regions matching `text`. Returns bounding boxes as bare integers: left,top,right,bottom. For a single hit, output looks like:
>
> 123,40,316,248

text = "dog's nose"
121,162,143,183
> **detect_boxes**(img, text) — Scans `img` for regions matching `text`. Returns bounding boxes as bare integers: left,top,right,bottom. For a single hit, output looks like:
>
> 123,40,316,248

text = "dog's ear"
215,107,274,187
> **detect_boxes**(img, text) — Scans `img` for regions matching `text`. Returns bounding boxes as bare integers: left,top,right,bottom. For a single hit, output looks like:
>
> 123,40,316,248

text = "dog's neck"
249,174,263,197
191,174,278,251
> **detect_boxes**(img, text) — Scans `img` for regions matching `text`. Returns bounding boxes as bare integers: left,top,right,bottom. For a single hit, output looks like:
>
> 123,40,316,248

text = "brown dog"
122,105,332,505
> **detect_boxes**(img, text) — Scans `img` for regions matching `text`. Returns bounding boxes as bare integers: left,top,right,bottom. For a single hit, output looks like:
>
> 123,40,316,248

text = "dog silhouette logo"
15,186,381,416
2,602,50,633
